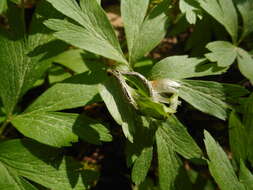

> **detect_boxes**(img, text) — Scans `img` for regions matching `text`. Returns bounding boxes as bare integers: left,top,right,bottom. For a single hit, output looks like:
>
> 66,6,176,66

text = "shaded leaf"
242,94,253,165
235,0,253,40
0,139,98,190
53,49,89,74
229,112,247,162
0,163,38,190
199,0,238,43
0,2,66,115
132,146,153,185
73,114,112,145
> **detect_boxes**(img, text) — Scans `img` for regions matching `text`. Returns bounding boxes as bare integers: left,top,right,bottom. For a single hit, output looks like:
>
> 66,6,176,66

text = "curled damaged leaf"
107,69,181,120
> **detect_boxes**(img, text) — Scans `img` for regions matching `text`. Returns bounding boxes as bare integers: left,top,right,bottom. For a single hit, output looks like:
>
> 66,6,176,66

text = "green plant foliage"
0,0,253,189
204,131,245,190
199,0,238,43
44,0,127,64
234,0,253,40
150,55,226,80
0,139,99,190
121,0,171,64
179,0,202,24
229,112,248,162
239,161,253,190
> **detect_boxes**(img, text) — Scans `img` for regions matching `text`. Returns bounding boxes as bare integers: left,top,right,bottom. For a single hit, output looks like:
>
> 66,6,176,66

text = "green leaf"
179,0,202,24
125,116,156,167
73,114,112,145
47,65,72,84
156,126,183,190
0,162,38,190
199,0,238,43
53,49,89,74
0,0,7,14
229,112,247,162
136,97,169,120
150,55,227,80
121,0,171,64
178,80,248,120
0,163,39,190
185,17,212,55
25,83,99,113
132,146,153,185
0,36,48,115
160,116,202,159
9,0,21,4
12,112,79,147
121,0,149,62
0,2,66,115
205,41,237,67
99,77,138,142
242,94,253,165
0,139,99,190
121,0,149,54
204,131,245,190
205,41,253,83
239,161,253,190
44,0,127,64
234,0,253,40
237,48,253,84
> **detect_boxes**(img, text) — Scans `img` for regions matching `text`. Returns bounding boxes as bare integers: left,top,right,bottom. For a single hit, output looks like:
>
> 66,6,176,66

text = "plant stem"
0,121,9,137
20,0,26,35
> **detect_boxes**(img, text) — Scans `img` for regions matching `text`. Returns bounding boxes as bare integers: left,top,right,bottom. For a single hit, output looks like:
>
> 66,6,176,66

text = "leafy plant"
0,0,252,189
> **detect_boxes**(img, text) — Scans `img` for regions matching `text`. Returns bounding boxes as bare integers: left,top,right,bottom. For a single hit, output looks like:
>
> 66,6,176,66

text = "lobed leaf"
0,1,66,116
150,55,227,80
160,116,202,159
179,0,202,24
178,80,248,120
205,41,237,67
204,131,245,190
156,127,183,190
199,0,238,43
45,0,127,64
234,0,253,40
121,0,171,64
